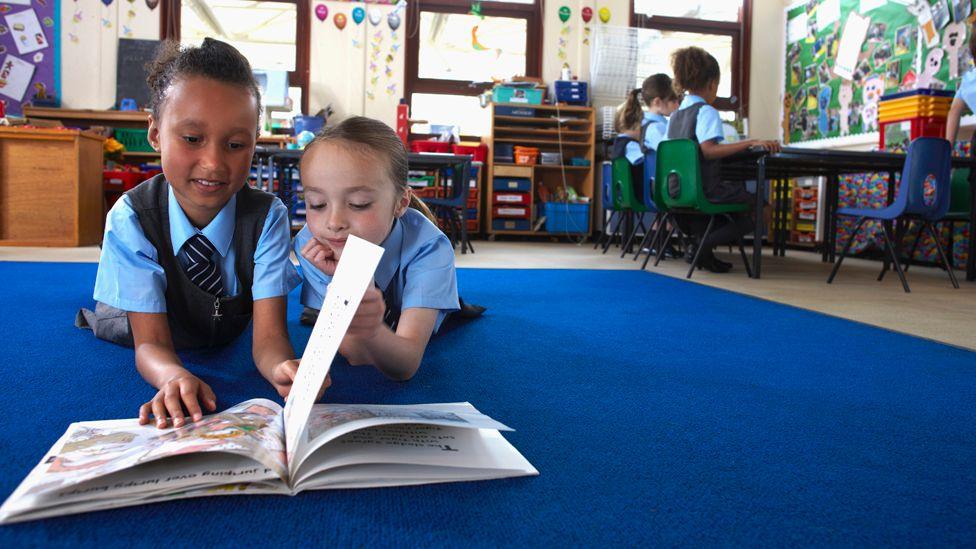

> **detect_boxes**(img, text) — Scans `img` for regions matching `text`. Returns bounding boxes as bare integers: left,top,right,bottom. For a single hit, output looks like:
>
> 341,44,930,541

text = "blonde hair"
302,116,437,224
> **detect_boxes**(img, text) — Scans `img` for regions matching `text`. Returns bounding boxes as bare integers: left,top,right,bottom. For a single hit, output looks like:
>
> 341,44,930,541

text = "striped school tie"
182,233,224,296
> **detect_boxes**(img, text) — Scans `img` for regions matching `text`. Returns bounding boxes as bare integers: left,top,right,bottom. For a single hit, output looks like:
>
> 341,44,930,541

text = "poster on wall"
783,0,974,145
0,1,59,115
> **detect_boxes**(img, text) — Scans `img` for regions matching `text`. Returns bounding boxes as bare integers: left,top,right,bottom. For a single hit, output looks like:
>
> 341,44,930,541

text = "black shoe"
458,297,486,318
300,307,319,326
665,244,684,259
685,243,697,264
697,252,731,273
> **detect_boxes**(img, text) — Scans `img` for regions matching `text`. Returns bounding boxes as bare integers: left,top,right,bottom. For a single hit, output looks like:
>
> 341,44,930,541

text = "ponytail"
615,88,644,133
407,191,438,225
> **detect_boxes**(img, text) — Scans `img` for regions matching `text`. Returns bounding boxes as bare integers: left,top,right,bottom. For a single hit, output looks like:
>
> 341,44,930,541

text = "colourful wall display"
0,0,60,116
783,0,976,144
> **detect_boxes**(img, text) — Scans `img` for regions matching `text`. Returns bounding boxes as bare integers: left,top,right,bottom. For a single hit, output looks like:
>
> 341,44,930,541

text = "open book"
0,236,537,524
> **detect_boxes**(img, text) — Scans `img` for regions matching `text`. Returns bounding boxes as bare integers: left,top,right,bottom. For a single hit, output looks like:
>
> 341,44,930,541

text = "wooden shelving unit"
486,103,595,237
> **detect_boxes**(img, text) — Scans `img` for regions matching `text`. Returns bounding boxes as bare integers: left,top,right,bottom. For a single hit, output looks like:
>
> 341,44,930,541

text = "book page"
833,12,870,80
284,235,384,472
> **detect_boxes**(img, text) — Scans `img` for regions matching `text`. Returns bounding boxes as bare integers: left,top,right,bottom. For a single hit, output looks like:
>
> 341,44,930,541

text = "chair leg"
620,213,643,258
879,223,911,293
603,211,626,253
687,215,716,279
925,222,959,288
654,223,678,267
828,216,867,284
456,208,473,254
728,214,753,278
901,220,923,273
595,210,617,249
642,213,670,270
633,215,658,262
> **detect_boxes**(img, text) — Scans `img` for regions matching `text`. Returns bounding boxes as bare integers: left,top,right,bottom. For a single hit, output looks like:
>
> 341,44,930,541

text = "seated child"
946,23,976,143
665,46,780,272
77,38,305,428
294,116,463,381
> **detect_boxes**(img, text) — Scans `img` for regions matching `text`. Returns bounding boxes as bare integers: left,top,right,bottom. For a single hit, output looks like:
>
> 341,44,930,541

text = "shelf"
493,163,590,171
493,102,593,113
121,151,160,159
494,115,590,126
494,126,592,138
493,138,592,147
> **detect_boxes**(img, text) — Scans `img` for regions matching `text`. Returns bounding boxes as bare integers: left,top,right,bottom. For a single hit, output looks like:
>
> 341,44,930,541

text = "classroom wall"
748,0,791,141
59,0,160,110
540,0,631,85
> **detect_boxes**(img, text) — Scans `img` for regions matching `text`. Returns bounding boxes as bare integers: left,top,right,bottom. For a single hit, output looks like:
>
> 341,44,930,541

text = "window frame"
405,0,543,109
630,0,752,115
161,0,310,114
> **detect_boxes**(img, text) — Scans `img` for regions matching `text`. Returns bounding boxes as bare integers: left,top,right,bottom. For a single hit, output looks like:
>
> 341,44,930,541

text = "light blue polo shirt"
624,112,669,165
955,70,976,113
94,186,300,313
294,208,460,333
666,94,724,145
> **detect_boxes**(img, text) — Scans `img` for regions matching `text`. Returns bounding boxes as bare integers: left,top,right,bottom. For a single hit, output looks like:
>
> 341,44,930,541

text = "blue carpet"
0,261,974,546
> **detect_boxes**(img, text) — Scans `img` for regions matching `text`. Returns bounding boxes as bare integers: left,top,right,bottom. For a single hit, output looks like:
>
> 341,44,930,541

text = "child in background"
77,38,306,428
666,46,780,272
611,73,680,171
945,23,976,143
294,116,461,382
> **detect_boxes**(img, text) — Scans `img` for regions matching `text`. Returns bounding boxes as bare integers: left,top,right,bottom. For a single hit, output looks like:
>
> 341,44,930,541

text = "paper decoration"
334,13,347,30
833,12,870,80
953,0,972,22
2,0,31,6
368,7,382,26
5,9,49,55
861,76,883,132
859,0,885,13
102,0,114,5
559,6,571,23
932,0,951,30
598,7,610,23
0,54,36,102
469,1,482,19
146,0,159,10
582,6,593,23
818,86,832,135
787,13,808,44
315,4,328,22
352,6,365,25
917,48,945,88
944,22,966,78
838,82,853,136
388,12,400,31
909,0,941,47
817,0,840,28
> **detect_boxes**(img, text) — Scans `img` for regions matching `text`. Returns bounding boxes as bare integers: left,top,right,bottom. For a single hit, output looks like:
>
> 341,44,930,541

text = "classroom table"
720,148,976,281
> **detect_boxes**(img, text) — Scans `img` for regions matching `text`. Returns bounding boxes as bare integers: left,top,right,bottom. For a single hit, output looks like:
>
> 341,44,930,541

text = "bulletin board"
782,0,974,144
0,0,60,116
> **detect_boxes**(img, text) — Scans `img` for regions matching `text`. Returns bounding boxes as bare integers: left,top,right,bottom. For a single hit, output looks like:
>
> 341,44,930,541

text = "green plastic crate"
114,128,154,153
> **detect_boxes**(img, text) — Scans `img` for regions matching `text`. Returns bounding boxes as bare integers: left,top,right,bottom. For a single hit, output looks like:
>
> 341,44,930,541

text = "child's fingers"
201,384,217,411
163,390,185,428
181,383,204,422
138,402,152,425
151,398,169,429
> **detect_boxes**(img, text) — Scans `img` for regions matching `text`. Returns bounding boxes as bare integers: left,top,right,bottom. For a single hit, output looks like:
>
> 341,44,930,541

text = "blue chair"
420,161,475,254
594,161,624,250
827,137,958,292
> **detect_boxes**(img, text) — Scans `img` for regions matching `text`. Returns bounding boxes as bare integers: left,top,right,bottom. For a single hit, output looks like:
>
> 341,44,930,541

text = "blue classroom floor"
0,261,974,546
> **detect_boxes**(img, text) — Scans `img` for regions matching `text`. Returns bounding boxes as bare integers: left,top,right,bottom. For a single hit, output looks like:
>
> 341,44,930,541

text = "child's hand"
345,286,386,341
751,140,782,154
301,238,339,276
138,373,217,429
271,359,331,401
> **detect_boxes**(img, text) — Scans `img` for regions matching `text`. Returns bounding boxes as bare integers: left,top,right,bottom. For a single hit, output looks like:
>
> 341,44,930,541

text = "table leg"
968,179,976,281
753,156,767,278
827,173,840,263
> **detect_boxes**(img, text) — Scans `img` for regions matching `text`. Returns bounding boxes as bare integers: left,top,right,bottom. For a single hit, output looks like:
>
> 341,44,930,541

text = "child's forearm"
700,139,756,161
134,343,190,389
946,98,966,142
345,327,425,381
253,331,296,386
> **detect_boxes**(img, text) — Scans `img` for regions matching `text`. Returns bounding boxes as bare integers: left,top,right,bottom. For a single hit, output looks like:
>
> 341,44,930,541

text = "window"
631,0,751,114
162,0,310,114
406,0,542,137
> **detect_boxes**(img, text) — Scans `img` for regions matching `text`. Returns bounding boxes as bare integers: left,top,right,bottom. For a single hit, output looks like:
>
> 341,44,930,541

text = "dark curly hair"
671,46,720,95
146,38,261,131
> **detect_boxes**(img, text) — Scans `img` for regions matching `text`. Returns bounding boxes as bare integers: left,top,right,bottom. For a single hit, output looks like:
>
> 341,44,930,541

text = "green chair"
606,157,650,256
653,139,753,279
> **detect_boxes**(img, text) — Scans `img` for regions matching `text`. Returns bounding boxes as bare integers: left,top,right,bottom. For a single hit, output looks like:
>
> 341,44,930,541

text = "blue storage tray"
544,202,589,234
492,218,531,231
493,177,532,192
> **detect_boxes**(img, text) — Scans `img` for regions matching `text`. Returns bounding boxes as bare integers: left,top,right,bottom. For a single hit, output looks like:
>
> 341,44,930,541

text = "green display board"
783,0,975,144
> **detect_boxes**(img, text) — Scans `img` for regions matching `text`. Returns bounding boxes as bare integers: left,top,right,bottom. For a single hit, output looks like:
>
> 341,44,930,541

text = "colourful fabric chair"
828,137,957,292
652,139,752,279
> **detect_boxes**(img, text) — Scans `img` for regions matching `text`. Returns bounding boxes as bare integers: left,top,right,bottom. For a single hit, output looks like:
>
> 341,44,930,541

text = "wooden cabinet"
0,127,105,246
486,103,595,236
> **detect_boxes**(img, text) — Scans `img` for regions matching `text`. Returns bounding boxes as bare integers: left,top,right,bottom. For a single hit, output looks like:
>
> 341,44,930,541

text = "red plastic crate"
493,192,530,205
452,143,487,162
879,115,947,151
410,140,451,154
103,170,146,192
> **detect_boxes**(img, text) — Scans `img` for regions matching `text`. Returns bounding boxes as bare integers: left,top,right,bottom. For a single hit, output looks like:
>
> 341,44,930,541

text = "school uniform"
294,208,460,334
955,70,976,113
77,175,300,349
